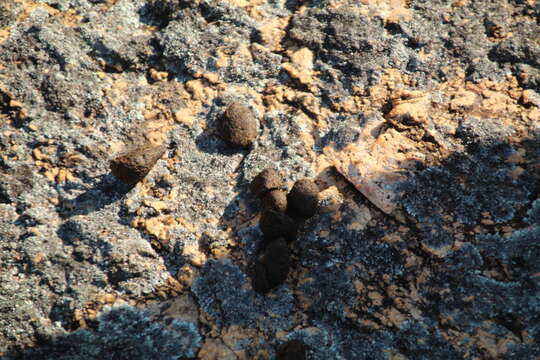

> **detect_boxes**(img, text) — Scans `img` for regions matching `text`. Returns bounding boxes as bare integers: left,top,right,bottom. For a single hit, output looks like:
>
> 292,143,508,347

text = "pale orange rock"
326,115,425,215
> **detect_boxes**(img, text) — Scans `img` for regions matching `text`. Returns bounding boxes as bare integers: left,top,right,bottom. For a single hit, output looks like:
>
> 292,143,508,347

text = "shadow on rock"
2,305,201,360
57,174,135,218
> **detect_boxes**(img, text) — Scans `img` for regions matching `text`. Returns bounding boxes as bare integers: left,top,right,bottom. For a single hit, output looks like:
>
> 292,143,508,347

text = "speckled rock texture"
0,0,539,359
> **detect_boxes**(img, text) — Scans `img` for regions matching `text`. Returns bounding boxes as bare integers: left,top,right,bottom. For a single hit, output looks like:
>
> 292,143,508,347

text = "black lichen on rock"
220,102,258,148
192,259,294,331
110,143,166,184
287,179,319,219
15,306,201,360
259,209,298,242
250,168,283,198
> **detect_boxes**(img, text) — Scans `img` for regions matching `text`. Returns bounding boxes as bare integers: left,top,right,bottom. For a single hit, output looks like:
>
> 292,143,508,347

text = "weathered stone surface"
1,0,539,359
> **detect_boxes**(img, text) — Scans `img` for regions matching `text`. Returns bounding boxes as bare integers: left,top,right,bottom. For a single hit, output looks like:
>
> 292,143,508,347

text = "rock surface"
0,0,539,359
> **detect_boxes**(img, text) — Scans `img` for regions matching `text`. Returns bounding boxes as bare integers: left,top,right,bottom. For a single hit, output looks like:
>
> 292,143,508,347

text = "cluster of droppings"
249,168,320,294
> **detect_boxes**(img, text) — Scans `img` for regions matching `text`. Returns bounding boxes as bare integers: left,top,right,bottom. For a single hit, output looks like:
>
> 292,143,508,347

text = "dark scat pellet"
261,189,287,212
252,261,271,294
262,238,290,288
276,339,306,360
109,143,166,184
220,102,258,148
250,168,283,198
287,178,319,219
259,209,298,242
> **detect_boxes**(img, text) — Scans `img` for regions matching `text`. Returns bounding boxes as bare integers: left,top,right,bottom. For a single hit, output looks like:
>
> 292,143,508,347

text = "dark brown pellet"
262,238,290,288
109,143,166,184
252,261,271,294
287,178,319,219
220,102,258,148
261,189,287,212
259,209,298,242
250,168,283,198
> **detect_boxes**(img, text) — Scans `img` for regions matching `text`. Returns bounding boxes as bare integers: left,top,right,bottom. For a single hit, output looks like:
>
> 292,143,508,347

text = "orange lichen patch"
473,325,520,359
148,68,168,82
386,89,430,125
221,325,259,360
257,16,289,52
31,145,77,183
198,338,237,360
346,201,372,231
134,215,178,243
327,0,411,23
282,47,317,89
182,243,207,267
224,0,266,19
174,107,197,127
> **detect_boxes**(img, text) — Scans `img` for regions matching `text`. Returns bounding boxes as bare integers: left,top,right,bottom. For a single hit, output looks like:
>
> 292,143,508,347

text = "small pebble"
287,179,319,218
110,143,166,184
276,339,306,360
261,189,287,212
250,168,283,198
220,102,258,148
262,238,290,288
259,209,298,242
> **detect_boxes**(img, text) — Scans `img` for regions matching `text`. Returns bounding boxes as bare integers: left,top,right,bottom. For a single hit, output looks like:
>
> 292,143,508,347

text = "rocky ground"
0,0,539,359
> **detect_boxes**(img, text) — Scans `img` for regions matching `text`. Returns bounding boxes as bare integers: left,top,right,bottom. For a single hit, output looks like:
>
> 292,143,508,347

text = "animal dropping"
261,189,287,212
250,168,283,198
262,238,291,288
220,102,258,148
110,143,166,184
287,179,319,219
259,209,298,242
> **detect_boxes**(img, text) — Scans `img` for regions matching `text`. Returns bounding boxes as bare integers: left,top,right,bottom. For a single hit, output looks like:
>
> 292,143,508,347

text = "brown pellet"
220,102,258,148
259,209,298,242
261,189,287,212
287,178,319,219
250,168,283,198
109,143,166,184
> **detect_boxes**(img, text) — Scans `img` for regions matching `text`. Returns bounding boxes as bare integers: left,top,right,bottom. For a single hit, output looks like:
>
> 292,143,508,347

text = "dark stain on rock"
276,339,306,360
